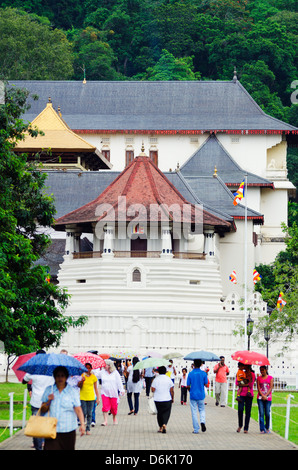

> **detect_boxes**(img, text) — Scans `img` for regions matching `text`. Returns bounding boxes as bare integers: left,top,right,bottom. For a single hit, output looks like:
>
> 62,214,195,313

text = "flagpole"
244,173,248,349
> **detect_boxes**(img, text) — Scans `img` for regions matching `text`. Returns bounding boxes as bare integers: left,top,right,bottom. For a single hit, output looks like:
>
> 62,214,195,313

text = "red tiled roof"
54,156,231,230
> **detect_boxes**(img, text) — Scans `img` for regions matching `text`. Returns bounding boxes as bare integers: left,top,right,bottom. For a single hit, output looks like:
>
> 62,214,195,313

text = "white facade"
51,130,297,372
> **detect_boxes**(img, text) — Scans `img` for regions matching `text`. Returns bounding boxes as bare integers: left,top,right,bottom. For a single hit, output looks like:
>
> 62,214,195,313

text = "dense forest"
0,1,297,123
0,1,297,190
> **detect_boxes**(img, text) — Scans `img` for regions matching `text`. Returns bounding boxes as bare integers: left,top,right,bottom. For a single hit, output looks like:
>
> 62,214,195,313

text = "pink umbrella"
73,352,106,369
231,350,270,366
146,350,162,358
12,352,36,382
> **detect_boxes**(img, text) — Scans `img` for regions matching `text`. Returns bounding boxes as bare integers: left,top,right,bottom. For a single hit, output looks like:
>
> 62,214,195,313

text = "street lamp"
246,315,254,350
264,327,270,359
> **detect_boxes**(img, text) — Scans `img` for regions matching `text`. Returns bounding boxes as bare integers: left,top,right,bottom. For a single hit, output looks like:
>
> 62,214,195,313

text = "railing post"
232,377,236,409
22,388,28,429
285,394,294,440
8,392,14,437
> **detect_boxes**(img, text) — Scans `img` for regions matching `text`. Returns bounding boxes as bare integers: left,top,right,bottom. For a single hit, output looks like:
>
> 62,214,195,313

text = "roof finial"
175,162,180,172
58,106,62,117
213,165,218,177
48,96,52,103
139,141,147,157
233,66,237,83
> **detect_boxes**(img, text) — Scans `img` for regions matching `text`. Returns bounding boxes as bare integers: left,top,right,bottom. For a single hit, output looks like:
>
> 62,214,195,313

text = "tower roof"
54,152,232,233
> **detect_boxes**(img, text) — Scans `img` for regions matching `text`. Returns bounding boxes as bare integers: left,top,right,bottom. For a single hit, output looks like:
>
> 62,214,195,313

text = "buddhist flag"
132,224,144,234
233,179,245,206
229,270,237,284
253,269,262,285
276,292,286,310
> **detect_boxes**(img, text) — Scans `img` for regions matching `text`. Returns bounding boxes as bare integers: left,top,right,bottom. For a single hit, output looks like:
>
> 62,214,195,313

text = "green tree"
136,49,201,81
254,221,298,352
69,26,122,81
0,84,87,365
240,60,287,121
0,8,74,80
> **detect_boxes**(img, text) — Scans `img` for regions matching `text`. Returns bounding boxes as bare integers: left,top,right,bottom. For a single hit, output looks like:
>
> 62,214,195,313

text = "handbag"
25,408,58,439
148,396,157,415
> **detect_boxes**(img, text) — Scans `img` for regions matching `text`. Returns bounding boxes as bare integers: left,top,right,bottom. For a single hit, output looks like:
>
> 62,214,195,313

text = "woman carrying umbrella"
236,364,256,434
41,366,85,450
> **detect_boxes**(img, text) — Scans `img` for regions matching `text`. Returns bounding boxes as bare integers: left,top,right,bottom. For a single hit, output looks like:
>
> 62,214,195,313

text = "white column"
204,228,215,258
102,224,115,257
92,222,101,252
65,227,76,256
160,225,173,257
73,230,82,253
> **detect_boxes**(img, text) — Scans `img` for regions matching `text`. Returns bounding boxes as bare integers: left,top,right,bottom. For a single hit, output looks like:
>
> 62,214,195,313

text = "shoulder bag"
24,408,58,439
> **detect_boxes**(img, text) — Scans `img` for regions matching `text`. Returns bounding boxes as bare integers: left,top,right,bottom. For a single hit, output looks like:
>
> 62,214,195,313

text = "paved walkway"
0,386,297,452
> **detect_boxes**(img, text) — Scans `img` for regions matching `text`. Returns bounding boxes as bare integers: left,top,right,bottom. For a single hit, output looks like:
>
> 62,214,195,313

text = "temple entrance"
131,238,147,253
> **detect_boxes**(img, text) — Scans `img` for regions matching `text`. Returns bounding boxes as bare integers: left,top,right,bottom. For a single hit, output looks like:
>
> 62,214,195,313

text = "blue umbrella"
18,353,88,376
184,350,220,362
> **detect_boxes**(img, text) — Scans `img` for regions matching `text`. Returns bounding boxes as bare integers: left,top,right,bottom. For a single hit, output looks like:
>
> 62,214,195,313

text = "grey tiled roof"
9,80,297,132
44,170,118,219
182,173,263,223
180,134,274,187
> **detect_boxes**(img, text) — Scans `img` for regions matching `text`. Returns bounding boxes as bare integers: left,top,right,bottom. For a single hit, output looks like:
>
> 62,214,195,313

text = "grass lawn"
0,382,30,443
226,391,298,446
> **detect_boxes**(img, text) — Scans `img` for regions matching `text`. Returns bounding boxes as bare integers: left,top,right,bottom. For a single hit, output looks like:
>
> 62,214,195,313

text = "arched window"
132,268,141,282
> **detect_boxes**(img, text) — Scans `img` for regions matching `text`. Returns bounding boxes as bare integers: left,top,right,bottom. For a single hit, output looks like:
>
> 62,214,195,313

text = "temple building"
10,79,298,374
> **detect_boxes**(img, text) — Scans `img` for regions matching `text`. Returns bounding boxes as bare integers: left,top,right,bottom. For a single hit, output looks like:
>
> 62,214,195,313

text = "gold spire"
139,141,147,157
213,165,218,177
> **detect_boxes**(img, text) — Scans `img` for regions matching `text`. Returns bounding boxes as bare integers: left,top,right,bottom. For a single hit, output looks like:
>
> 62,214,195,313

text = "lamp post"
246,314,254,351
264,328,270,359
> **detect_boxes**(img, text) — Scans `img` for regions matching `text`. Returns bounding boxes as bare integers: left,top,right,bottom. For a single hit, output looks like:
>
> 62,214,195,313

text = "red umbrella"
98,353,111,360
73,352,106,369
231,350,270,366
12,352,36,382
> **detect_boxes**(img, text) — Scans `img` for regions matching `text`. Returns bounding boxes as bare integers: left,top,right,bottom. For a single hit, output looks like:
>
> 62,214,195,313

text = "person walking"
257,366,273,434
96,359,124,426
127,357,144,415
78,363,100,435
187,359,208,434
236,365,256,433
179,368,188,405
41,366,85,450
213,356,229,407
144,364,155,398
166,360,177,384
151,366,174,434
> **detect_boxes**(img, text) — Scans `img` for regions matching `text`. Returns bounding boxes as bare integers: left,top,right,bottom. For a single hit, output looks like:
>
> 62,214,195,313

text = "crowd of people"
22,350,274,450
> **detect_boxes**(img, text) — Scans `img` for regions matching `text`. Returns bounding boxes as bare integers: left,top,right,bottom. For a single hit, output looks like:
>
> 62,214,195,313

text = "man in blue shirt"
187,359,208,434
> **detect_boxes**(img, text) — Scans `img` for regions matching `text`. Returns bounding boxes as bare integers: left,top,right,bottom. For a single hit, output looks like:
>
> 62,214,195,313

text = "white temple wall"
78,132,284,176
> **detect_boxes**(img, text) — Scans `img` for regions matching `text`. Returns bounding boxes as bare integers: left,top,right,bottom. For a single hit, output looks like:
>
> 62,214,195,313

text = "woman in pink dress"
236,365,256,433
257,366,274,433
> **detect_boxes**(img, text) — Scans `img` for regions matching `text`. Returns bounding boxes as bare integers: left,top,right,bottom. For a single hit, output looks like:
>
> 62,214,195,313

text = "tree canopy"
0,85,87,357
0,1,296,124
